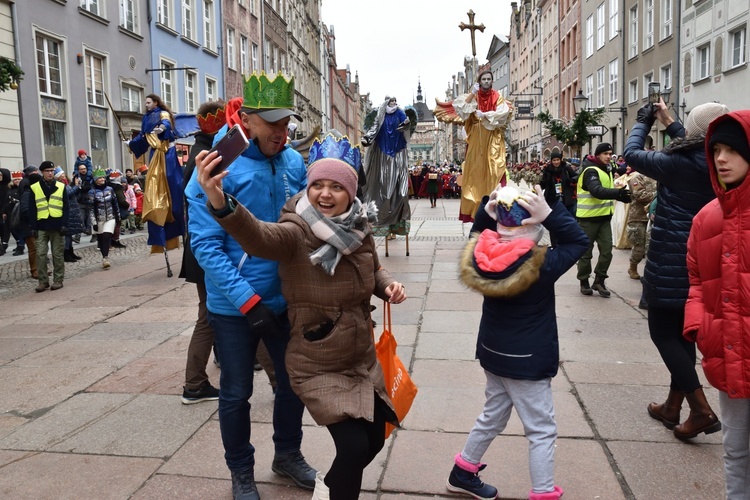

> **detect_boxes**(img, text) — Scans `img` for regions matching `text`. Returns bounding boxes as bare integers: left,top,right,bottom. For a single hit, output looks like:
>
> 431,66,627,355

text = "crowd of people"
0,152,146,289
2,70,750,500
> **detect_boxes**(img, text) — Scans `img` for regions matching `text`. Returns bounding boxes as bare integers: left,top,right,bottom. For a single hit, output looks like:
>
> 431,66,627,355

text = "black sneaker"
446,464,498,500
272,450,317,489
230,470,259,500
181,382,219,405
12,248,24,256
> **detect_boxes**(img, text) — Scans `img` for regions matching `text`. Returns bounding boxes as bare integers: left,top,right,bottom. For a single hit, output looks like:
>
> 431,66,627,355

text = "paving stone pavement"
0,198,726,499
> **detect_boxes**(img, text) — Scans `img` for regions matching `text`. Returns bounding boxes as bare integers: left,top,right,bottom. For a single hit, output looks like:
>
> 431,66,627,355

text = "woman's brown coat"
216,193,398,426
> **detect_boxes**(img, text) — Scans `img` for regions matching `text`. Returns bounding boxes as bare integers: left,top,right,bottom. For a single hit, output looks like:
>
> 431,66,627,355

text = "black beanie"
39,160,55,171
550,151,563,160
708,118,750,166
594,143,613,156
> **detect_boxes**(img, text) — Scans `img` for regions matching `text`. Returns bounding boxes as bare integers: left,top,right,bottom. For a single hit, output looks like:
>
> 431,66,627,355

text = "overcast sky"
320,0,514,110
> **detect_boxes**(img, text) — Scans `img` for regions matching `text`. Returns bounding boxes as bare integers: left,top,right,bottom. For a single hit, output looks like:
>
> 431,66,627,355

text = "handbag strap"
383,300,391,332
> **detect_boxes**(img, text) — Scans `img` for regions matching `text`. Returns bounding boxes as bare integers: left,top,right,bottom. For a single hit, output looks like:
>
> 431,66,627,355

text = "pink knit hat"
306,158,358,203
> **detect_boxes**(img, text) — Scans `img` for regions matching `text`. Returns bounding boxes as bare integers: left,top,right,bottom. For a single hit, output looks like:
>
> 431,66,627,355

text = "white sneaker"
102,258,110,269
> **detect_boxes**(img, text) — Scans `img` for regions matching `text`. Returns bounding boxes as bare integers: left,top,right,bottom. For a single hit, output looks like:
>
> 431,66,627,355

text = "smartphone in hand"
207,124,249,177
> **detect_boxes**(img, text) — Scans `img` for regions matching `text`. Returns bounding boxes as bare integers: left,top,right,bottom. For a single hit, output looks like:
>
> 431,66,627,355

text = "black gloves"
636,104,657,128
92,224,99,233
616,187,632,203
59,226,68,236
245,303,281,332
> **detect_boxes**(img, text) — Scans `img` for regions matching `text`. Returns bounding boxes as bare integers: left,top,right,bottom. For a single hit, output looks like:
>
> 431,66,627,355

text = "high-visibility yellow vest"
30,181,65,220
576,166,614,218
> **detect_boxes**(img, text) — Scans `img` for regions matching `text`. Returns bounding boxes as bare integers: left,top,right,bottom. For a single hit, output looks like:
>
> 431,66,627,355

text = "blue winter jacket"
623,121,716,309
185,125,307,317
461,199,588,380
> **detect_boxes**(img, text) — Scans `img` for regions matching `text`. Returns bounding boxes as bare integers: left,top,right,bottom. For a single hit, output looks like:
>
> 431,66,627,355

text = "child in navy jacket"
446,185,588,500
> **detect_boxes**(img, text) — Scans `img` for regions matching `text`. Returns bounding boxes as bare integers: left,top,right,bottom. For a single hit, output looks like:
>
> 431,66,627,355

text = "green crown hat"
243,72,295,110
93,168,106,180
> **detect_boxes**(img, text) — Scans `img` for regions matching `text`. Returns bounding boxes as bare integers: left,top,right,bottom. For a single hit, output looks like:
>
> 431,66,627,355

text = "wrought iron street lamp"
573,90,589,115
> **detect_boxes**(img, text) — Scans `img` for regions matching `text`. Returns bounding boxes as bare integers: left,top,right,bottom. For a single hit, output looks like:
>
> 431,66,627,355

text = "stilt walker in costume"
435,70,513,222
361,96,416,242
125,93,184,275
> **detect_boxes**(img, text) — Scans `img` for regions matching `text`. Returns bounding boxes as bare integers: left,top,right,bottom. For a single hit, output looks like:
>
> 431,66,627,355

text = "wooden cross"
459,10,486,58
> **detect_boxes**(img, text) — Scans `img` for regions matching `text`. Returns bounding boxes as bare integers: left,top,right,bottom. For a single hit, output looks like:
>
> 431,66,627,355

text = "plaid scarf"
295,195,377,275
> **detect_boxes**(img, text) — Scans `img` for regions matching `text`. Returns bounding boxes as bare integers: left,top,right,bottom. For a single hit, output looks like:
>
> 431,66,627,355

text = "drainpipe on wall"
620,0,627,150
10,0,27,166
675,0,682,115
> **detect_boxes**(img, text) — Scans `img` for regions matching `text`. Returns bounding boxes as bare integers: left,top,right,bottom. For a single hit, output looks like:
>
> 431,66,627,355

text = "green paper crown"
93,168,106,179
243,72,295,110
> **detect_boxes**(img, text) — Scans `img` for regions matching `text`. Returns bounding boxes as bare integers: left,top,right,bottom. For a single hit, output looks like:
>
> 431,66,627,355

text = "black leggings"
429,193,438,205
325,396,387,500
97,232,112,258
648,306,700,393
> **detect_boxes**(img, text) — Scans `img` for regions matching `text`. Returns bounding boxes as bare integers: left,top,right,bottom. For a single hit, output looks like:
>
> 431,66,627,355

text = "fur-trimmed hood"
459,232,548,298
661,134,706,155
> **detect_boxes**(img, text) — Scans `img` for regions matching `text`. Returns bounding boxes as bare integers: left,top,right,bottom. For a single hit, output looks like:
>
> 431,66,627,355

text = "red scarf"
476,88,500,113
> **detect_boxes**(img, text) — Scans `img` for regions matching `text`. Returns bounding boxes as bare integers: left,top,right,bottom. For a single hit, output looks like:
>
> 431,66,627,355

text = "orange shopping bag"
375,301,418,438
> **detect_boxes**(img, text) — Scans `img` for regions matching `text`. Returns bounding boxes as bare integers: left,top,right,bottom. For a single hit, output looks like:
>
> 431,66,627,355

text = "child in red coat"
684,110,750,499
133,183,144,230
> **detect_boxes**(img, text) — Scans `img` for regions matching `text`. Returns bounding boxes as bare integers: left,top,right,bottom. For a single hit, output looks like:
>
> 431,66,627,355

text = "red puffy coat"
684,110,750,398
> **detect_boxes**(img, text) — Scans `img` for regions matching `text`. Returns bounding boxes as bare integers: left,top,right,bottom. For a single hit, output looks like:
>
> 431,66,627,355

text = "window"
609,59,618,103
660,63,672,91
120,0,138,32
629,79,638,103
596,67,605,107
80,0,101,16
182,0,194,40
185,71,196,113
586,74,594,103
643,72,653,99
586,15,594,58
43,120,68,173
644,0,654,49
597,4,605,49
240,35,248,75
730,27,747,68
697,44,710,79
251,43,259,71
157,0,171,27
85,53,104,106
227,27,236,70
629,6,638,59
206,76,217,101
608,0,618,40
36,35,62,97
89,126,109,172
250,0,257,16
661,0,672,40
203,0,214,50
264,38,271,72
160,59,175,109
121,84,142,112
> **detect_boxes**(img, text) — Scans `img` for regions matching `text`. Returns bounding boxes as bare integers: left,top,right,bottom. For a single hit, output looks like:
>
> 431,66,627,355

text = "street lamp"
660,87,672,107
573,90,589,115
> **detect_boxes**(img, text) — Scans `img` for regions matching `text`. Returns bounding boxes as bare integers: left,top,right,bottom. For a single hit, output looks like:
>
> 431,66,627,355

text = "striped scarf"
295,195,377,275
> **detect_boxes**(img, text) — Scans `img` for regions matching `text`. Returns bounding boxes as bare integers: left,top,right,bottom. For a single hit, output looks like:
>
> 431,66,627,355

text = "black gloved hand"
616,187,632,203
59,226,68,236
245,303,281,332
92,224,99,233
636,104,657,128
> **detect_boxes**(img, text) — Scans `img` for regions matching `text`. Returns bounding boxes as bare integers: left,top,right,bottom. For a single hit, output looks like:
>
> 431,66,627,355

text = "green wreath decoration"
0,57,24,92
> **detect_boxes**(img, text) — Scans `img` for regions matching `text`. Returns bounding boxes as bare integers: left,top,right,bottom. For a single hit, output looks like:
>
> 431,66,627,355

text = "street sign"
586,125,609,136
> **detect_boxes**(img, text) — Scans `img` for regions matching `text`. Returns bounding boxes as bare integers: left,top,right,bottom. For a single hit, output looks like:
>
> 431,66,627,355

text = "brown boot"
628,262,640,279
673,387,721,440
647,389,684,429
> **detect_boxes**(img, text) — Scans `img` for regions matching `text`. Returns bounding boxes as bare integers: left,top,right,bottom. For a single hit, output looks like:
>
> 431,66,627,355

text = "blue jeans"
208,311,304,473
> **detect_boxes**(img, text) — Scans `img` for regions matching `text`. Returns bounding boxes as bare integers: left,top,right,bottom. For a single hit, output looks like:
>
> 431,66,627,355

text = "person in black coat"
540,152,578,246
0,168,10,255
624,99,728,439
179,99,226,404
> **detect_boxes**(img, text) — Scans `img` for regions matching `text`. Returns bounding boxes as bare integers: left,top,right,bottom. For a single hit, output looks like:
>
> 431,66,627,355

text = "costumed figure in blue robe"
125,93,184,252
361,96,413,238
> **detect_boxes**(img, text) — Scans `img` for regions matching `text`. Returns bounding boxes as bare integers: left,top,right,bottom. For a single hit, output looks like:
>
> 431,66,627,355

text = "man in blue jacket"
185,74,316,500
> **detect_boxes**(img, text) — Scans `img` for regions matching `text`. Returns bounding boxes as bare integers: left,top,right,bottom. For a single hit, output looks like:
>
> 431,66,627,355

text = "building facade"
15,0,154,173
286,0,322,139
223,0,261,100
408,81,437,165
0,0,22,171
